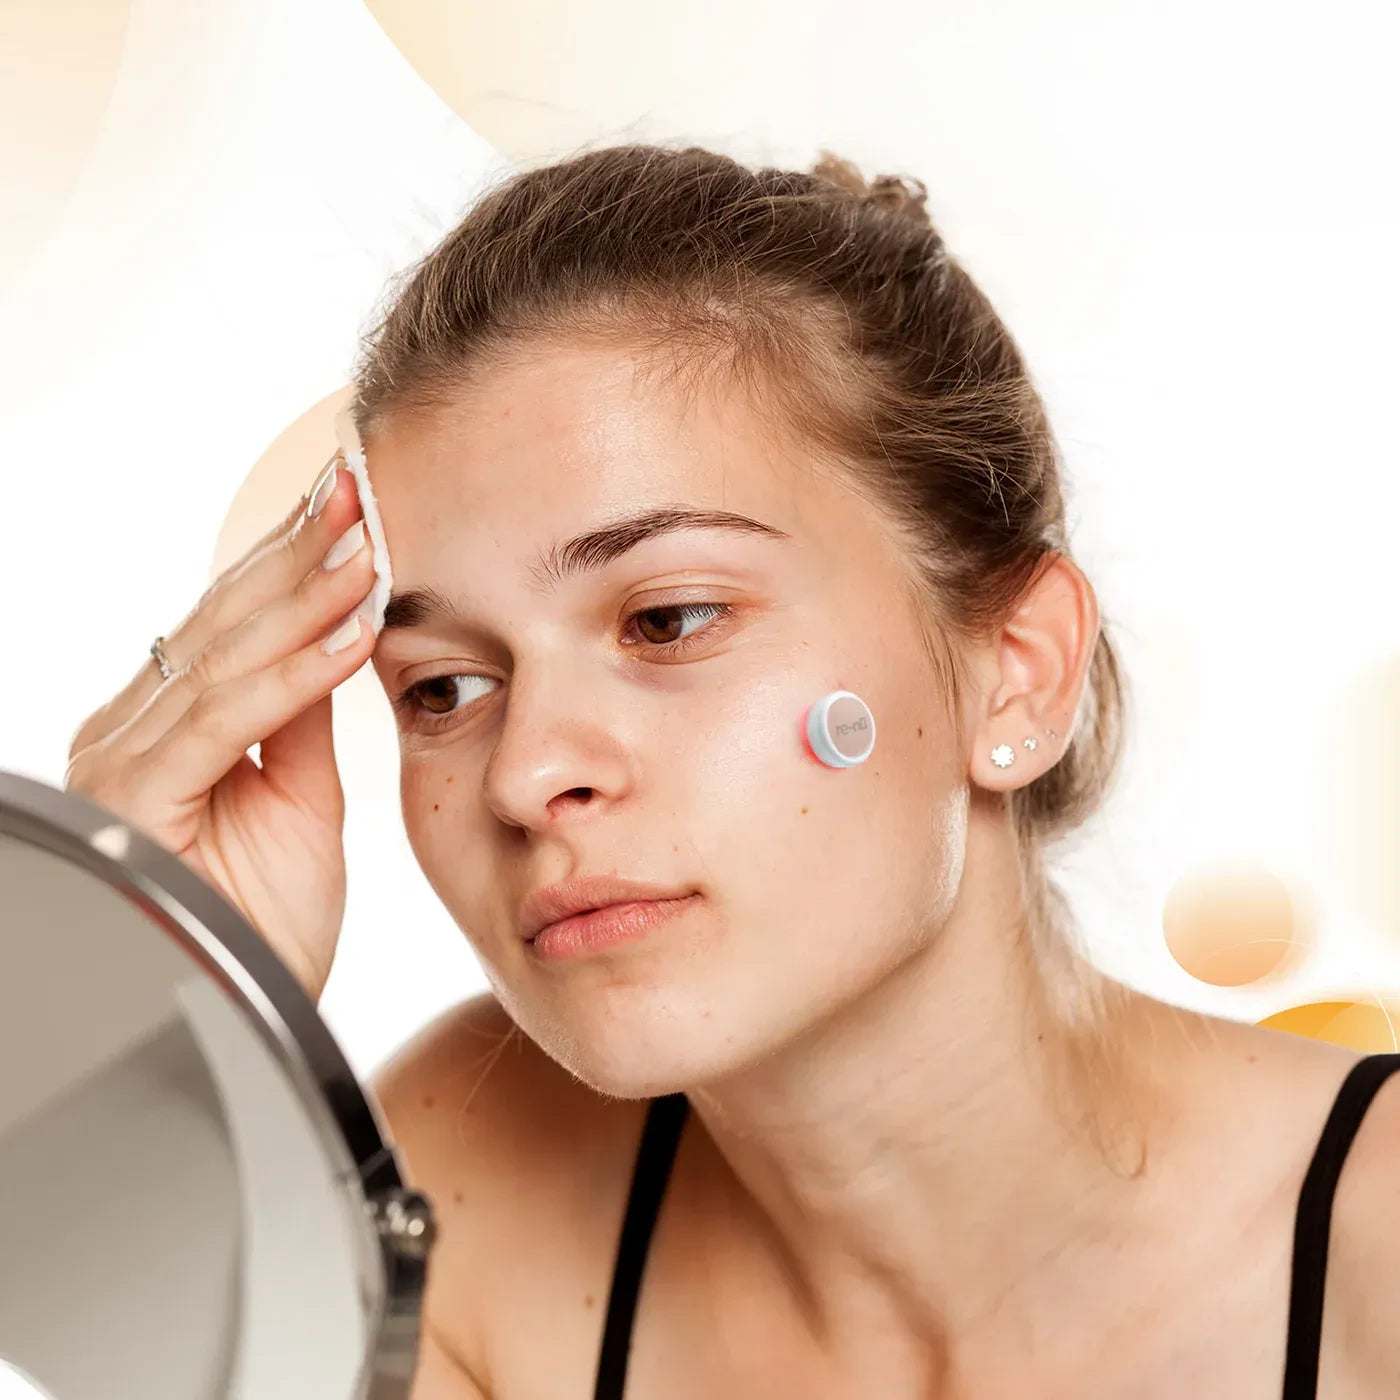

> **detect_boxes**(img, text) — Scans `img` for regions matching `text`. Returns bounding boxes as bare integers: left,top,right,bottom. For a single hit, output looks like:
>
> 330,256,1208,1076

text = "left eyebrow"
380,505,792,632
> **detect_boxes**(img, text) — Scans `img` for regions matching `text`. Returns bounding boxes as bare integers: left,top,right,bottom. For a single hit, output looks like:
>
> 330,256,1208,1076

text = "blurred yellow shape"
1259,998,1400,1053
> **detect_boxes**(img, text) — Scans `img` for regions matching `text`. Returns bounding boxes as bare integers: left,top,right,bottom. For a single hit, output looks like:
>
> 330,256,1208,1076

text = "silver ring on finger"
150,635,174,681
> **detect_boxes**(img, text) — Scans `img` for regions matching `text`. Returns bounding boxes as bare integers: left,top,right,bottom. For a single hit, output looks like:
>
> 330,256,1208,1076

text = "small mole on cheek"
422,1095,435,1109
446,776,453,784
433,804,440,812
584,1295,595,1308
454,1191,464,1204
800,807,808,815
917,727,923,738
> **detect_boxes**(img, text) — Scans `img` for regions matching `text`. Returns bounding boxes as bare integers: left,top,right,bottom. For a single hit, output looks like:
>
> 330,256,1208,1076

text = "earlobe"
973,552,1090,782
981,724,1061,781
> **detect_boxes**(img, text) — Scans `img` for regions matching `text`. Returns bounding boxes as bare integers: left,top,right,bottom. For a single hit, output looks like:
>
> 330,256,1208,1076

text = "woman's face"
366,337,971,1095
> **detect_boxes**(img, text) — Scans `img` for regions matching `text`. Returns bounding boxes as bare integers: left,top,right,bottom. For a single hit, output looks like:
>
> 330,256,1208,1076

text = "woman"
65,145,1400,1397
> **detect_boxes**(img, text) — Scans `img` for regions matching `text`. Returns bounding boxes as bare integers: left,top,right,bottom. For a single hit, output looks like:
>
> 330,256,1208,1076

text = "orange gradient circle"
1162,862,1312,986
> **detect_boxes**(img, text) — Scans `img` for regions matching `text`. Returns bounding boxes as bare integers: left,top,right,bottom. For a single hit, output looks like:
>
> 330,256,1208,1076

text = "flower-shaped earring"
990,727,1059,768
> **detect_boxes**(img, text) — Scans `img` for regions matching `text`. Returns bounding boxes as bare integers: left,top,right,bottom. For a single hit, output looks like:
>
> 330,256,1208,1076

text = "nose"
480,663,635,830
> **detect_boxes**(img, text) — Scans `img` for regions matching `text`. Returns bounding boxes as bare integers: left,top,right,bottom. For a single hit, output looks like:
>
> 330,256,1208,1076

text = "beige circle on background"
1,0,133,293
1162,861,1313,987
212,384,395,745
211,385,356,579
1324,655,1400,949
1258,997,1400,1053
363,0,638,162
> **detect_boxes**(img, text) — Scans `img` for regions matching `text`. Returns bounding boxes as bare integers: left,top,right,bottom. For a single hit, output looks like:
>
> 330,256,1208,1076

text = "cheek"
397,761,468,866
686,665,961,942
396,762,505,949
678,677,843,836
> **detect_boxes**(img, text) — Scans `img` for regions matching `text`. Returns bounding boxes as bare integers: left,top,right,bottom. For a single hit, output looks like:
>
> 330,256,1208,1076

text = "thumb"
257,689,345,827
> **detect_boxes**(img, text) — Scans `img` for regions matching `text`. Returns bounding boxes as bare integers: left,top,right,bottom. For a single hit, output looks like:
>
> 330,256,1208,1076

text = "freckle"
584,1295,595,1308
446,776,453,784
423,1095,435,1108
454,1191,463,1204
1246,1055,1258,1064
434,803,440,812
800,806,807,814
917,727,923,738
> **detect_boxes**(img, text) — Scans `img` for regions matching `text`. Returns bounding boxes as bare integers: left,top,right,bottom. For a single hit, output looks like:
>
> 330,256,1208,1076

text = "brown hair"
350,143,1140,1165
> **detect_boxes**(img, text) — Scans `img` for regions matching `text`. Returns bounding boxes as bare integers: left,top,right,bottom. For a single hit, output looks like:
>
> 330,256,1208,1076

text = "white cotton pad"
333,406,393,638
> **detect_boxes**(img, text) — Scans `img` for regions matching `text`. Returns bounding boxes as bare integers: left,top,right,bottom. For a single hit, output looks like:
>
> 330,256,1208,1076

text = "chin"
523,996,764,1102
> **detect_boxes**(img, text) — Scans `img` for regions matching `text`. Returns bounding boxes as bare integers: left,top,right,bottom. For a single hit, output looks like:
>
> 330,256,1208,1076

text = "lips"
528,894,701,960
520,875,697,942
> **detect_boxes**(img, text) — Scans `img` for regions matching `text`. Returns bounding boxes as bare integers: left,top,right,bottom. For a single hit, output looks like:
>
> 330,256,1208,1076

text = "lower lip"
528,894,700,962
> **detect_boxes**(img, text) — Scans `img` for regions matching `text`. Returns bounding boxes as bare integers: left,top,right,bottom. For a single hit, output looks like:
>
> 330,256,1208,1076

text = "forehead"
364,337,823,531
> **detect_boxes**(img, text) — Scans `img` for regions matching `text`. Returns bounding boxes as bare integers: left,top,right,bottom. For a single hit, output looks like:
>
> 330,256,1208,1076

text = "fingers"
69,452,358,756
65,537,378,825
97,509,379,762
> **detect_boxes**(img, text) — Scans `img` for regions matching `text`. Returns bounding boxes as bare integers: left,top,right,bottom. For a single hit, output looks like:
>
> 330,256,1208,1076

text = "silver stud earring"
1023,737,1037,751
990,743,1015,768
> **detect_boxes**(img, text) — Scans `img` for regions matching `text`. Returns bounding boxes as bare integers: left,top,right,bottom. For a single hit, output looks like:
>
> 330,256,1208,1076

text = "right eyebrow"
381,505,791,632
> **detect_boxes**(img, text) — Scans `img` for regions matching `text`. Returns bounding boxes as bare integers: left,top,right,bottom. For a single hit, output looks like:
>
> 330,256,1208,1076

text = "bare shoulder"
1135,1018,1400,1396
1313,1048,1400,1393
1223,1024,1400,1394
369,992,655,1395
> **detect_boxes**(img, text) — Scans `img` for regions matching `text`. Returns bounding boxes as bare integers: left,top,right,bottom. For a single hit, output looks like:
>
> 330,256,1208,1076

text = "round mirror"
0,769,436,1400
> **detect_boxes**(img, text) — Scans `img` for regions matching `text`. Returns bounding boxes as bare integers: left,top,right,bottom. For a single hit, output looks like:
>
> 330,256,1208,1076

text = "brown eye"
412,676,461,715
628,603,729,649
392,671,496,728
633,607,685,645
394,603,733,732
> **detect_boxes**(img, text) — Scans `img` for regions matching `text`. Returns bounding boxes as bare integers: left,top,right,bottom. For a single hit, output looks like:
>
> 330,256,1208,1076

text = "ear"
967,552,1099,791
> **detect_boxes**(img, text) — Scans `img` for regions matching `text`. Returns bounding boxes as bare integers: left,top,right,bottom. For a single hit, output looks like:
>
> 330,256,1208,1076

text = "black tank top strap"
593,1092,690,1400
591,1055,1400,1400
1282,1050,1400,1399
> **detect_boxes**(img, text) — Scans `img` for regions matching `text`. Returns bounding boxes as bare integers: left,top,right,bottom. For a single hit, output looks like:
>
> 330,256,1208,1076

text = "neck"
683,793,1199,1383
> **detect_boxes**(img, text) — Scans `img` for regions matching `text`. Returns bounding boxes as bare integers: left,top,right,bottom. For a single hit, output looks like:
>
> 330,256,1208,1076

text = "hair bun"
811,150,933,229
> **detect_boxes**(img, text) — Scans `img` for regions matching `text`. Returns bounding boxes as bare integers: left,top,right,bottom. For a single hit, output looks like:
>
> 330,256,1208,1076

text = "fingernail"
321,613,363,655
307,459,339,519
321,520,366,570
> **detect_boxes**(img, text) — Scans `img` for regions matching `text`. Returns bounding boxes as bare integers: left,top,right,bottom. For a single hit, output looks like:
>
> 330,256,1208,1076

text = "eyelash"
390,601,735,731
